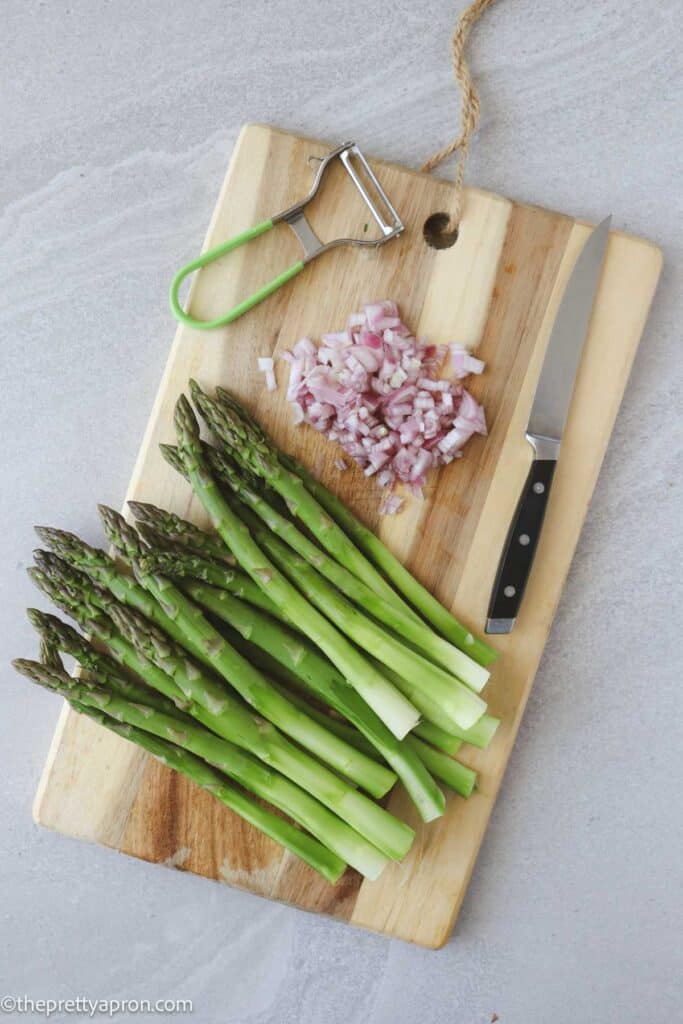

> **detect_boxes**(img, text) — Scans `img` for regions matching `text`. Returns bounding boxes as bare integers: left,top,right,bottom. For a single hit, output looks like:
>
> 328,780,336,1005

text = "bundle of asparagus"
15,385,500,883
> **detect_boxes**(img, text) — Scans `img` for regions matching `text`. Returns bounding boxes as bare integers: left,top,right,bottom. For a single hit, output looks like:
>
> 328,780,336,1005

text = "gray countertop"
2,2,681,1021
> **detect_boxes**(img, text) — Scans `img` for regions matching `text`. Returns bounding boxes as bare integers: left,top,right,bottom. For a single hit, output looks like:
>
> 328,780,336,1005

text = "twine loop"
422,0,498,241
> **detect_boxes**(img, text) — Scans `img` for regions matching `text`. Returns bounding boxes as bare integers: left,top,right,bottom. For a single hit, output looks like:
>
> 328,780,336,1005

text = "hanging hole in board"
423,212,459,250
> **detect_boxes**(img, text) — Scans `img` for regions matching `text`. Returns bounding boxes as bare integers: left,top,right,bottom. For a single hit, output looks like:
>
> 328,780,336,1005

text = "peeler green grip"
169,142,404,331
169,219,304,331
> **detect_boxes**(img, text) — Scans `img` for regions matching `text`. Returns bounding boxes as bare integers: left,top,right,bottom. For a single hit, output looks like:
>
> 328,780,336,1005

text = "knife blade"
486,215,612,634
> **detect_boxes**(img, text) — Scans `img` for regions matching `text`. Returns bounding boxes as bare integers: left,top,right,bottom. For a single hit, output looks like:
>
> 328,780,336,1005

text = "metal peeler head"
273,142,404,263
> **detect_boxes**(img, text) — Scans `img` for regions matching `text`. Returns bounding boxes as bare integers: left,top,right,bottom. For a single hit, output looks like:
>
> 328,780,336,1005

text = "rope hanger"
422,0,498,247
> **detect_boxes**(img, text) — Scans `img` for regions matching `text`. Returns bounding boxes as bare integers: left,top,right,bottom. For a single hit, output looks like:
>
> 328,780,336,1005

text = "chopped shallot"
257,356,276,392
280,302,487,512
379,494,405,516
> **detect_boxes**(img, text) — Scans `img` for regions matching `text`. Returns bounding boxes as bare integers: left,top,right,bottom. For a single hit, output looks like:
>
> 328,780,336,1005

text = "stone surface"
1,2,681,1021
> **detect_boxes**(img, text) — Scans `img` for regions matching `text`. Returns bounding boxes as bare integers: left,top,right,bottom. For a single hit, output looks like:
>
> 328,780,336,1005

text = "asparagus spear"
89,506,411,851
149,459,491,718
171,423,487,736
28,560,203,713
132,544,283,621
217,495,487,734
138,502,484,729
13,659,383,879
174,576,446,821
98,505,398,789
33,525,208,661
27,608,190,719
190,380,420,619
419,714,500,752
128,501,234,564
33,546,493,758
264,676,474,797
135,519,495,753
204,442,489,693
33,612,325,787
413,721,467,755
160,434,499,704
38,628,64,671
159,436,444,733
33,544,403,833
30,553,401,815
72,701,347,884
129,569,415,858
108,598,396,800
285,453,498,666
172,394,421,741
211,387,497,667
211,608,475,797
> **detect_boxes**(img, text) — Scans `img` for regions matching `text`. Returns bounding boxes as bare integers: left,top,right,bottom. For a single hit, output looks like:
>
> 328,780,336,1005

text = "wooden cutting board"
33,124,662,947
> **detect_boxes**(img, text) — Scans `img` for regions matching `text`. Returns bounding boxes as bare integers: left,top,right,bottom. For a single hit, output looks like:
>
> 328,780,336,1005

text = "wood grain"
33,124,662,947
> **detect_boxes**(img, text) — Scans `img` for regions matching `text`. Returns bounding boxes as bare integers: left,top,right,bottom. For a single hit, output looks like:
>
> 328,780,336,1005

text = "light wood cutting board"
33,124,662,947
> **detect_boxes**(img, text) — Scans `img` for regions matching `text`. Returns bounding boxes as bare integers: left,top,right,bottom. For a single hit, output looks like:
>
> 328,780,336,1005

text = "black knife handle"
486,458,557,632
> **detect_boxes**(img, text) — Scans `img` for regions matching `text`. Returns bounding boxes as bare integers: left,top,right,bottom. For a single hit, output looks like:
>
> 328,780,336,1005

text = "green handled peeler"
169,142,404,331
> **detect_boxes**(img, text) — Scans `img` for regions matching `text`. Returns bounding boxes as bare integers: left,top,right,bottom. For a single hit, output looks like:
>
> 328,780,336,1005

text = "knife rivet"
533,482,545,494
504,585,516,598
519,533,530,546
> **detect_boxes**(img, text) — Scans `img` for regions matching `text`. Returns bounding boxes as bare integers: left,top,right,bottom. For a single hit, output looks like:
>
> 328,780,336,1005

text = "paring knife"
486,215,612,635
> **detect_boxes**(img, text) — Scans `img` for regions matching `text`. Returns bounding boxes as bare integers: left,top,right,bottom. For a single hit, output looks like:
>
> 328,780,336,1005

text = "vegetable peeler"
169,142,404,331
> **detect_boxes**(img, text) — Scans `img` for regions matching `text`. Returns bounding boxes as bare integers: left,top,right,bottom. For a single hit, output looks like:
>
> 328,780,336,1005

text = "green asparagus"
27,608,189,718
264,677,474,797
34,525,209,661
75,701,347,883
107,598,396,799
220,496,487,733
190,380,420,619
205,442,489,693
158,440,498,747
172,394,422,740
138,490,484,727
176,575,446,821
212,386,498,667
212,613,475,796
13,659,383,879
99,505,398,792
128,570,414,858
127,501,234,564
134,545,283,621
30,555,403,837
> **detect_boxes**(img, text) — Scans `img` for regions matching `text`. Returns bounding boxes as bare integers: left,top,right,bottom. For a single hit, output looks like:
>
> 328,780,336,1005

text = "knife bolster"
526,433,561,461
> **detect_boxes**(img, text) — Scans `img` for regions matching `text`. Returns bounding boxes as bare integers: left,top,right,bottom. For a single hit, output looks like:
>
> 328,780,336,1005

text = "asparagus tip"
12,657,34,677
12,657,66,689
32,549,70,577
26,606,51,630
127,500,152,520
159,443,188,478
97,503,124,534
98,505,146,560
34,525,60,546
174,393,196,428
